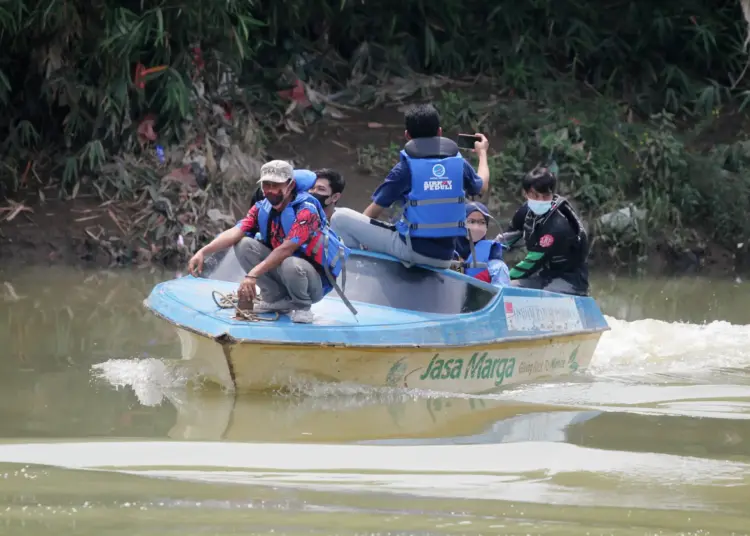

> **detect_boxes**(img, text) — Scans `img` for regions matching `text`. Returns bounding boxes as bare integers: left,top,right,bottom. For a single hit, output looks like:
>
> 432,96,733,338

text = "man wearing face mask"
239,169,320,240
455,202,510,287
187,160,352,323
308,168,345,221
246,168,344,221
497,166,589,295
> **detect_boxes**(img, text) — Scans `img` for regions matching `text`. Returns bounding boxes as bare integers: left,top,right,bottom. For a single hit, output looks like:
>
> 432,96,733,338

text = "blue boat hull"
144,250,610,392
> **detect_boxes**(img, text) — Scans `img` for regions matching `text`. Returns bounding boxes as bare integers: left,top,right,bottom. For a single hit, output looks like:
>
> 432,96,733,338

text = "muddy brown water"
2,264,750,535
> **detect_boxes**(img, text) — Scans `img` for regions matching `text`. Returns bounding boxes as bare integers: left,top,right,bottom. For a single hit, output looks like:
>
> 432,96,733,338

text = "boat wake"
0,441,748,510
589,316,750,379
90,314,750,408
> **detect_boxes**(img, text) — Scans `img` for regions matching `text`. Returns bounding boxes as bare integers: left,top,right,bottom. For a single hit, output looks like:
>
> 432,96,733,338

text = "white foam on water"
90,357,205,407
591,315,750,377
90,310,750,409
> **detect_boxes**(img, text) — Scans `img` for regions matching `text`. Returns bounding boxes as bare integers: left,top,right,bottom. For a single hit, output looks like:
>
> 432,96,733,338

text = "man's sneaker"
253,300,293,314
289,309,314,324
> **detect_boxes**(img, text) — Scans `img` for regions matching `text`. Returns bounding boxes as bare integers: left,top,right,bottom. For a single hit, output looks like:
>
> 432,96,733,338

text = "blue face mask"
527,199,553,215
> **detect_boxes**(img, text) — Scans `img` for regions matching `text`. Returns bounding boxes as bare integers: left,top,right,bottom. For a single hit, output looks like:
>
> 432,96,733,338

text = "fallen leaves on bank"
2,61,478,268
0,201,33,223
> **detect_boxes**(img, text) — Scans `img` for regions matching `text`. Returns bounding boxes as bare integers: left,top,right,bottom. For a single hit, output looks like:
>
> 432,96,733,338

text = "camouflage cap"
258,160,293,183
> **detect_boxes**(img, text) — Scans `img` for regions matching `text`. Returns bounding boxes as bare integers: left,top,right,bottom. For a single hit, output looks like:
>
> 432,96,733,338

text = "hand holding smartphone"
456,133,482,150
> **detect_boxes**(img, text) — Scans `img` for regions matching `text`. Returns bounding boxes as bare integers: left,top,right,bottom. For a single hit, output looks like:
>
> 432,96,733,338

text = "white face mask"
466,215,488,243
467,224,486,243
527,199,553,215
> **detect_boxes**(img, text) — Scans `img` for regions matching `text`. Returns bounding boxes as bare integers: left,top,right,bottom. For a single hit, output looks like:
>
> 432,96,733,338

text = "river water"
1,265,750,535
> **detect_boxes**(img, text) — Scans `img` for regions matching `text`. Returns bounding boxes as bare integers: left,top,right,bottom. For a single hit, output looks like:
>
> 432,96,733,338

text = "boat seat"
344,249,451,274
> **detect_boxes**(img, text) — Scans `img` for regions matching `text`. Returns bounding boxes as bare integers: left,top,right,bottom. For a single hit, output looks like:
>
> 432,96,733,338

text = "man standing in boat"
330,104,491,268
187,160,350,323
497,165,590,295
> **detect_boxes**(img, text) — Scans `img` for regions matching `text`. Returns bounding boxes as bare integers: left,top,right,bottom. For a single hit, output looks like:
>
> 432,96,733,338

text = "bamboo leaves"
1,0,750,204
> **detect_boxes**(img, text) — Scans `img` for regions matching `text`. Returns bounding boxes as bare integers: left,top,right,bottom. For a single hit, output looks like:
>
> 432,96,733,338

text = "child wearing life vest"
454,202,510,287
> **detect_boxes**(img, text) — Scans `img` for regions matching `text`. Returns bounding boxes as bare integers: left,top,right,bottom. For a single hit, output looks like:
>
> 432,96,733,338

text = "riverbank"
0,96,743,278
5,1,750,278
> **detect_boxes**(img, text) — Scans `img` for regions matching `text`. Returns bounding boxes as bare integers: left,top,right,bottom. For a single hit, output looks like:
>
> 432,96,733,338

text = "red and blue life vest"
464,239,495,277
256,192,347,280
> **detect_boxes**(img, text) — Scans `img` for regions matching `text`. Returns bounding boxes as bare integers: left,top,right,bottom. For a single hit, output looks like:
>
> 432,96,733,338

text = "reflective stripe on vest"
395,151,467,239
464,239,494,276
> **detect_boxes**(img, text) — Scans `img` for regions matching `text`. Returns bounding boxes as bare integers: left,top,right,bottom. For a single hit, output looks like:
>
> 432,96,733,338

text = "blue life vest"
256,192,343,272
394,139,467,240
464,239,495,276
256,193,355,314
293,169,317,192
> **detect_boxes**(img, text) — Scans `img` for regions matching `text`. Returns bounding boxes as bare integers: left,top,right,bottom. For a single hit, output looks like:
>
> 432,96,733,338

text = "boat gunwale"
147,305,609,349
145,249,609,348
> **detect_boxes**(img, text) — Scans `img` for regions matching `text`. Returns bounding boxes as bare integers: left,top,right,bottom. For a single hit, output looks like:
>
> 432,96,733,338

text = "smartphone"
456,133,481,150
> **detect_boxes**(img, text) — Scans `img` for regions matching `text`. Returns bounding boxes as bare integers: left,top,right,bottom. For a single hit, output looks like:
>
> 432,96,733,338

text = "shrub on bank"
359,85,750,268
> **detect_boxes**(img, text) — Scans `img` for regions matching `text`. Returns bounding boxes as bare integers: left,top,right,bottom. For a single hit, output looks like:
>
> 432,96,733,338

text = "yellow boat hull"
177,328,602,394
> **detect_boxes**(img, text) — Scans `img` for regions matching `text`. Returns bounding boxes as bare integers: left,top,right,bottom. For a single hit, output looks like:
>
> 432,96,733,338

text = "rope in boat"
211,290,279,322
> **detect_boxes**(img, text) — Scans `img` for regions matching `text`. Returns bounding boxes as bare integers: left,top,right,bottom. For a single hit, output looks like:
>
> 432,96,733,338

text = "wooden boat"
144,249,610,393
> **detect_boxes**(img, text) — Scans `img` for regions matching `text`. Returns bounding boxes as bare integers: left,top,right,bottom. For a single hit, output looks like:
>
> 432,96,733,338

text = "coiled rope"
211,290,279,322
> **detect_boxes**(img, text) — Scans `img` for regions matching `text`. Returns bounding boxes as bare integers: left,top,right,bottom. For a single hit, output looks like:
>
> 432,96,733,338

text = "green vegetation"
2,0,750,268
431,87,750,268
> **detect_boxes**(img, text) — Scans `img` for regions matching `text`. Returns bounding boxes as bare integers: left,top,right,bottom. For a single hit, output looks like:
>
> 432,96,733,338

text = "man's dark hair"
250,185,265,208
314,168,345,194
405,104,440,139
522,166,557,194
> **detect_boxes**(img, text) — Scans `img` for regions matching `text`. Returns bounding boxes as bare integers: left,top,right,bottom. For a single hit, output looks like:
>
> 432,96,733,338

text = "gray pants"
233,238,324,309
330,207,452,269
513,275,586,296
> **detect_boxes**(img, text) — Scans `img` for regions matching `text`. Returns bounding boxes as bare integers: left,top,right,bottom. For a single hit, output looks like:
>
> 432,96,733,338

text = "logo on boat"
516,345,583,376
389,345,582,388
385,358,408,387
418,352,516,387
568,345,579,372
